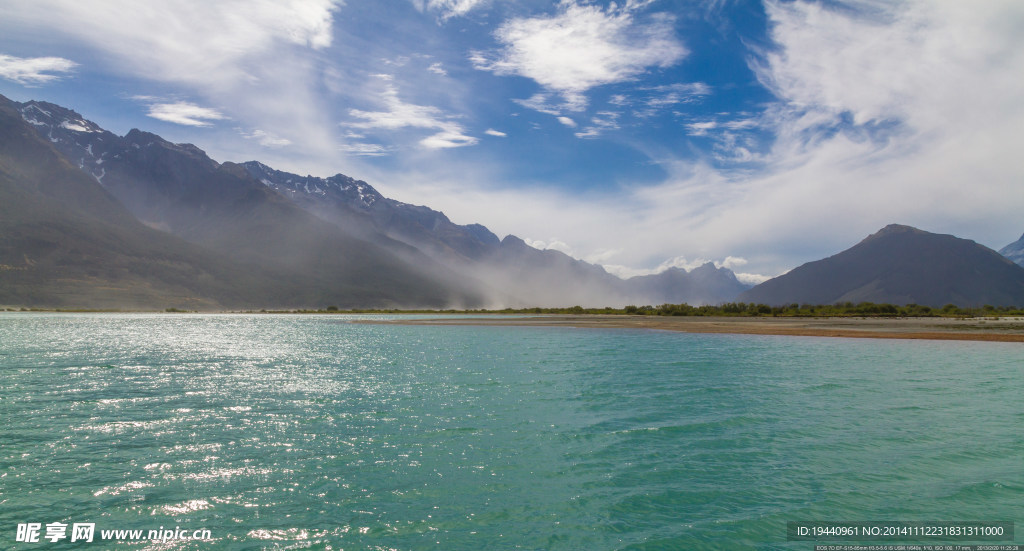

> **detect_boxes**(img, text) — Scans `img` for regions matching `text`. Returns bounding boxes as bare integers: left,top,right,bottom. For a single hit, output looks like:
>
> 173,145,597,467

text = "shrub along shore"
242,302,1024,318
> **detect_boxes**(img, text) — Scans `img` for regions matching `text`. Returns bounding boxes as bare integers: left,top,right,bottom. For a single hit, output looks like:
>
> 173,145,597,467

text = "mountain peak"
743,224,1024,306
124,129,213,164
500,235,527,247
999,232,1024,267
865,223,924,238
18,100,104,134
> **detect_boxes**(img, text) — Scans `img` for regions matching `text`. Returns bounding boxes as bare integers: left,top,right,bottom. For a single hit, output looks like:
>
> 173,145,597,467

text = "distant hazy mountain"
241,162,749,307
626,263,750,306
1000,233,1024,267
5,94,749,308
741,224,1024,307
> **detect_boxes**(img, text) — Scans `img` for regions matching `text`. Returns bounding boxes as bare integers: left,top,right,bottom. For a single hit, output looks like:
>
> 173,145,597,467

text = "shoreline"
363,315,1024,342
3,310,1022,342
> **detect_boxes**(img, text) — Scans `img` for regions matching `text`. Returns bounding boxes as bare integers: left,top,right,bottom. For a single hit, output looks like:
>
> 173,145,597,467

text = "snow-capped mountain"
242,161,501,262
1000,233,1024,267
18,101,120,186
7,96,483,308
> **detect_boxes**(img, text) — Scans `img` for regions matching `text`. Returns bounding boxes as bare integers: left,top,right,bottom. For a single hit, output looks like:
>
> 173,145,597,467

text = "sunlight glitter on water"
1,313,1022,550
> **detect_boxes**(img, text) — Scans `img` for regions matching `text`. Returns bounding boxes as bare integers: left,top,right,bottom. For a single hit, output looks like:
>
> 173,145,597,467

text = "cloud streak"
142,101,227,127
239,128,292,148
0,53,76,85
346,80,477,150
412,0,485,20
1,0,342,161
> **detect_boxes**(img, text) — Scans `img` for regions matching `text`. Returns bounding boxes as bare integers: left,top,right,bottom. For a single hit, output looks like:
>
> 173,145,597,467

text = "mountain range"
0,94,749,310
3,94,1023,310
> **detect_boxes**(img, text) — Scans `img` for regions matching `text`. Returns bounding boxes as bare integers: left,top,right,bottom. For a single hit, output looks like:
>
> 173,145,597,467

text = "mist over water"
1,313,1022,549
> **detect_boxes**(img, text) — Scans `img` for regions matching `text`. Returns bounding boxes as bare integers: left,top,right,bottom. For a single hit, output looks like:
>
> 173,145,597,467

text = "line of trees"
620,302,1024,317
300,302,1024,317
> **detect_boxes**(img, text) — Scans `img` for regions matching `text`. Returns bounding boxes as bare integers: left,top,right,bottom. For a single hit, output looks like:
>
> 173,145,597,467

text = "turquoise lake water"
1,313,1021,550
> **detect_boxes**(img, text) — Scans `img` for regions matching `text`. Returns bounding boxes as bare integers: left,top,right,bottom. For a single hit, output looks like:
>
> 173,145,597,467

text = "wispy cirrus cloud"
0,53,76,85
239,128,292,148
3,1,339,84
574,111,620,139
346,80,477,150
1,0,342,159
339,143,394,156
512,93,565,116
472,1,686,110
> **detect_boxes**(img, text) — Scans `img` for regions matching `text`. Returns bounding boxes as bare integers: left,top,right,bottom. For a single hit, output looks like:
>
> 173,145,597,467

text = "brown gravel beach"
367,315,1024,342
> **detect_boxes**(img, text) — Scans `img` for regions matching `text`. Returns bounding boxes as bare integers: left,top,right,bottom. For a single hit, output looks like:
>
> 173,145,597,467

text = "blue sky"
2,0,1023,283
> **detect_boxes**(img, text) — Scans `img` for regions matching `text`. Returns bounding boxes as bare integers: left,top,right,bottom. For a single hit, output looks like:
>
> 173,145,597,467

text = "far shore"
360,314,1024,342
3,309,1023,342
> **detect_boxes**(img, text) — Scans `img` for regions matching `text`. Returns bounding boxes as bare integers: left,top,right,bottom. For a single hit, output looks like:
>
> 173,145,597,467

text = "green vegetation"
5,302,1022,317
237,302,1024,318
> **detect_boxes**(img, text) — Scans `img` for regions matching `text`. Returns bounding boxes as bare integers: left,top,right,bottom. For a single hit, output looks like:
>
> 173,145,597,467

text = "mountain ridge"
6,95,487,308
0,96,291,309
4,94,758,308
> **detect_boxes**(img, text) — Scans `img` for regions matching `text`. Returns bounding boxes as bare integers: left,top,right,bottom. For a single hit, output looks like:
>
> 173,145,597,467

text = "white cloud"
718,256,747,270
574,111,620,138
412,0,485,20
733,272,772,286
556,116,577,128
484,129,507,137
586,0,1024,276
420,131,477,149
472,1,686,109
3,1,338,80
1,0,342,157
427,62,447,76
0,53,77,85
512,92,569,116
239,129,292,147
143,101,227,127
523,238,574,256
594,254,771,284
686,121,717,136
339,143,394,156
346,81,478,149
644,82,710,108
